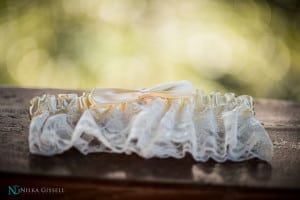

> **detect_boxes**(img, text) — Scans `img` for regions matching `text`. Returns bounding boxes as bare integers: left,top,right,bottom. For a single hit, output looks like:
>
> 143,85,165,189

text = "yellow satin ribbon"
88,80,196,106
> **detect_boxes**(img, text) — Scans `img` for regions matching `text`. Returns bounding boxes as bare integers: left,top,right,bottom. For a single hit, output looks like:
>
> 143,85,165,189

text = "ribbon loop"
89,80,196,105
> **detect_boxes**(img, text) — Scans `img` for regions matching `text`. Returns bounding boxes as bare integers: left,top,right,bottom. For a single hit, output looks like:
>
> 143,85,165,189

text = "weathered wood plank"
1,173,299,200
0,86,299,198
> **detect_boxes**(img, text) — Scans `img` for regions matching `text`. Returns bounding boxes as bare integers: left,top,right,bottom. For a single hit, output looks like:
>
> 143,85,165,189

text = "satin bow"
88,80,196,105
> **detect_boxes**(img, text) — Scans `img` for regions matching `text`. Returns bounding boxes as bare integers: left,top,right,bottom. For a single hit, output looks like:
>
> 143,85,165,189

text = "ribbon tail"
89,88,141,105
146,80,196,98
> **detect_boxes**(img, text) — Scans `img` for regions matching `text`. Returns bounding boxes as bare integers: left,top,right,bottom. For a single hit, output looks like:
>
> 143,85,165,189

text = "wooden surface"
0,86,300,199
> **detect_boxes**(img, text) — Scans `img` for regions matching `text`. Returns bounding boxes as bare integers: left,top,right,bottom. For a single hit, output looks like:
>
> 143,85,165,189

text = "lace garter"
29,81,273,162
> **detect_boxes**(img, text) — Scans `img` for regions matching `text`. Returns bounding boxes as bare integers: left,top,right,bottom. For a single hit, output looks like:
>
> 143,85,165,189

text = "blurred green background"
0,0,299,101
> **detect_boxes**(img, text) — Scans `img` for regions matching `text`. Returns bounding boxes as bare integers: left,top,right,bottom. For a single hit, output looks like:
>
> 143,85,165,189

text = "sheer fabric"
29,81,273,162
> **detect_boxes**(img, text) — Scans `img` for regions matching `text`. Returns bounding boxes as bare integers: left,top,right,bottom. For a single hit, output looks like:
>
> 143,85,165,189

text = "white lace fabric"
29,81,273,162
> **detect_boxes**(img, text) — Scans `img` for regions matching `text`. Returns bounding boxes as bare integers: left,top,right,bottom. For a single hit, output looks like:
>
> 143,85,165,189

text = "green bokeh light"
0,0,299,101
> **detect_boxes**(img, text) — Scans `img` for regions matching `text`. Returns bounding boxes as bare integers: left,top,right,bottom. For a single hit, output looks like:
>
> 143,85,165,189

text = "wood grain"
0,86,299,199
